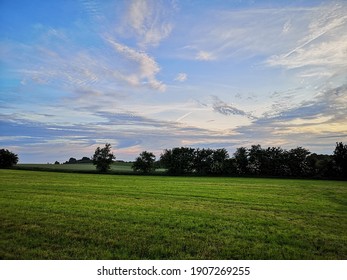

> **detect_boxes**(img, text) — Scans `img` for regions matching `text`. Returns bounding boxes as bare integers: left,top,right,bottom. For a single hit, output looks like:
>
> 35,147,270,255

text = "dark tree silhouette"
194,148,214,175
333,142,347,178
160,147,195,175
193,148,229,175
132,151,156,173
211,148,229,174
233,147,249,175
306,153,334,178
248,144,264,175
0,149,19,168
92,143,115,173
287,147,310,176
158,143,347,178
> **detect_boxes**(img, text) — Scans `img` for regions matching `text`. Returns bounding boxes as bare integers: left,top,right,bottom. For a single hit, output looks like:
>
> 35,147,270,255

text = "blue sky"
1,0,346,163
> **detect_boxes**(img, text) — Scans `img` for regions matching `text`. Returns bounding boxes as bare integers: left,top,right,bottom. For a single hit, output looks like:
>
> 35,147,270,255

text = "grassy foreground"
0,170,346,260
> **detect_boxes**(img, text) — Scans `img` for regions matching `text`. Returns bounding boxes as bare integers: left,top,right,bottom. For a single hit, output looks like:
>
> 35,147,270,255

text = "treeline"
2,143,345,179
60,156,126,165
60,157,93,164
153,142,347,179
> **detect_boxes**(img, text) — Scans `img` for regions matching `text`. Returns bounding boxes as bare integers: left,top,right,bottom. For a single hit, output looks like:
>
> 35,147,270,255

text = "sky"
1,0,347,163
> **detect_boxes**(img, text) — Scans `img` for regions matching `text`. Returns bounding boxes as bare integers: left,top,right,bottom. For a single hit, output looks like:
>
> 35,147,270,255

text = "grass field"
1,169,346,260
15,162,166,174
16,162,133,172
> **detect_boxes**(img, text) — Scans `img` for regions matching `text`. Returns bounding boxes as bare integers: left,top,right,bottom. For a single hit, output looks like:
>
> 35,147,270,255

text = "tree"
160,147,195,175
0,149,19,168
92,143,115,172
67,157,77,164
306,153,334,178
233,147,248,175
193,148,214,175
132,151,156,173
287,147,310,176
248,145,264,175
211,148,229,174
333,142,347,178
263,147,289,176
224,158,238,175
78,157,92,163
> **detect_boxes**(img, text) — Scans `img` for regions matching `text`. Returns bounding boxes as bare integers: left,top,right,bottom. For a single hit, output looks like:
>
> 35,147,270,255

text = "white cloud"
178,8,297,61
282,19,291,33
127,0,148,31
178,2,347,67
267,3,347,73
7,31,167,93
195,50,215,61
267,33,347,70
124,0,174,48
174,72,187,82
106,37,166,91
234,83,347,154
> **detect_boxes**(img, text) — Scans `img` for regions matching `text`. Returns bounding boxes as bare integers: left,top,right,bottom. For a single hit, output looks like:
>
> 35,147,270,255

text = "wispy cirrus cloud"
179,2,347,69
2,26,167,96
234,83,347,151
195,50,215,61
212,96,255,119
267,4,347,76
122,0,175,48
0,109,239,162
105,37,166,91
79,0,103,20
179,1,347,132
174,72,187,82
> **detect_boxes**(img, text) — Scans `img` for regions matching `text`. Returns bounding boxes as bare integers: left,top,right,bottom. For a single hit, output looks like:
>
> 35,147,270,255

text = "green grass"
1,169,346,260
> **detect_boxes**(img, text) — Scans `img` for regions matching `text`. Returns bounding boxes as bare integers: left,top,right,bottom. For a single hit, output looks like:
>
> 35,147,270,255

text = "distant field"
1,169,346,259
16,162,134,172
16,163,166,174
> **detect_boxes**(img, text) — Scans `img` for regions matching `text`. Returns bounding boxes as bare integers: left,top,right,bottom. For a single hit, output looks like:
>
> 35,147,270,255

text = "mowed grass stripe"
0,170,346,259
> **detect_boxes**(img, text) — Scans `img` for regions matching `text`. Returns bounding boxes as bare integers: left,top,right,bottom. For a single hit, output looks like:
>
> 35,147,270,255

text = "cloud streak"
178,2,347,71
123,0,175,48
174,73,187,82
196,51,215,61
233,83,347,151
0,109,239,162
105,37,166,91
2,27,167,96
212,96,255,119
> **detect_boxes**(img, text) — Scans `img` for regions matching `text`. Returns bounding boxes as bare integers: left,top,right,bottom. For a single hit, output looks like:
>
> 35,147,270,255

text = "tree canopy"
132,151,156,173
92,143,115,172
0,149,19,169
160,147,195,175
156,143,347,178
333,142,347,178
